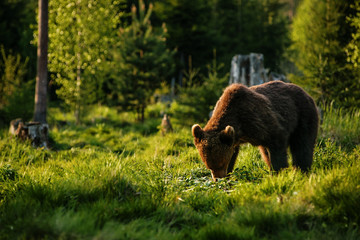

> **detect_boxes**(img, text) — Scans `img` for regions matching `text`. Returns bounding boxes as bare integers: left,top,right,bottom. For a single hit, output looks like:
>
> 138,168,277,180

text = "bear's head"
192,124,235,181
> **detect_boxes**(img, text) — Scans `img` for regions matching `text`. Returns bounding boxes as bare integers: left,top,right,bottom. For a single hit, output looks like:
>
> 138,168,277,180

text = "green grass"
320,104,360,148
1,105,360,239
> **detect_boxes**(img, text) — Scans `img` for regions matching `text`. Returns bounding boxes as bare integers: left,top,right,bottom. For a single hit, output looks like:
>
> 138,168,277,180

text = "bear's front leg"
227,145,240,175
259,146,271,169
259,146,288,172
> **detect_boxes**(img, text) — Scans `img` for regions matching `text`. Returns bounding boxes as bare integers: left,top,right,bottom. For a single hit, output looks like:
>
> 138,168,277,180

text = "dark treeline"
0,0,359,125
152,0,292,75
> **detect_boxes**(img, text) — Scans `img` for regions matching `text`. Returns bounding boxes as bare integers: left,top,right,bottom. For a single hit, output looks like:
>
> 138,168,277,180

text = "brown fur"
192,81,319,181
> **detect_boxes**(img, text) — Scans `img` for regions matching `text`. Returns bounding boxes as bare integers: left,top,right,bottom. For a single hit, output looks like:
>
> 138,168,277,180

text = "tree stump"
229,53,269,86
161,114,173,136
229,53,286,87
9,119,49,148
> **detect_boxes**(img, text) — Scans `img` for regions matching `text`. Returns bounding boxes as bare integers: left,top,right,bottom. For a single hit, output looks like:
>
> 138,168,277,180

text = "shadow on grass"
49,118,161,152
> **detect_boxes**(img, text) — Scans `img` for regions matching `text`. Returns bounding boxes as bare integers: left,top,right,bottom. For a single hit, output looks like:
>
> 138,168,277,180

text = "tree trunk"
229,53,269,87
33,0,48,123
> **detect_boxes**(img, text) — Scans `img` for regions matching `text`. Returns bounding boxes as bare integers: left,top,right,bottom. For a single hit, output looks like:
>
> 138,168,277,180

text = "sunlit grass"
0,105,360,239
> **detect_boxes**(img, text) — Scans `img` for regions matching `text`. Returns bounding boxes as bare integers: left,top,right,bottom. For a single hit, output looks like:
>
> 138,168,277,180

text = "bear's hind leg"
290,135,315,172
289,101,318,172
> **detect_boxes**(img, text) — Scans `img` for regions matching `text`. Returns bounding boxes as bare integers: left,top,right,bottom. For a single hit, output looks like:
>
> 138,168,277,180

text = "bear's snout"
211,169,227,182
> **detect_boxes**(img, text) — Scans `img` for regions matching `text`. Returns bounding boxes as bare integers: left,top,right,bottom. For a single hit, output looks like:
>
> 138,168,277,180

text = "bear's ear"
192,124,204,140
220,125,235,146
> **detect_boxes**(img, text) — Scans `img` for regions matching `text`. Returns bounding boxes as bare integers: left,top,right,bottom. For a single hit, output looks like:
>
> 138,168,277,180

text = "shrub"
0,48,33,126
172,59,228,124
310,164,360,226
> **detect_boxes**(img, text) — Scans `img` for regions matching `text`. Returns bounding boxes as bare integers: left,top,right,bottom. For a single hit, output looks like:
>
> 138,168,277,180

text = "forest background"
1,0,360,126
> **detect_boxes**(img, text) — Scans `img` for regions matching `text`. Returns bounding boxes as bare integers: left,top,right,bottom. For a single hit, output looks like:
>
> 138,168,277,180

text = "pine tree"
154,0,289,78
215,0,289,72
345,1,360,107
153,0,216,79
290,0,357,107
113,0,175,122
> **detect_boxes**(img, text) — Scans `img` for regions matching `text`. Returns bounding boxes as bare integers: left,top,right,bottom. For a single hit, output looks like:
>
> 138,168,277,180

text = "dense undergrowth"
1,105,360,239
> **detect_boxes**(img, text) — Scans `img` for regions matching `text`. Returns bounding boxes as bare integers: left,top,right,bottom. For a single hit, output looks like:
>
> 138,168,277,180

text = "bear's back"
251,81,318,133
250,81,312,106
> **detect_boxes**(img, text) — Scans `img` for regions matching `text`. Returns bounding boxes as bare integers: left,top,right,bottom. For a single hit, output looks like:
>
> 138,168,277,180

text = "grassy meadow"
1,105,360,239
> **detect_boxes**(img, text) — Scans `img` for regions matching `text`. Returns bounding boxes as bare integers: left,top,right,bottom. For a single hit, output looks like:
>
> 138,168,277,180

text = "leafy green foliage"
1,105,360,239
345,1,360,105
48,0,123,124
345,2,360,68
289,0,359,107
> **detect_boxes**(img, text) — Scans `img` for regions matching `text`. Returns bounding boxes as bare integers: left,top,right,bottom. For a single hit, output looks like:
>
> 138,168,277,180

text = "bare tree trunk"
33,0,48,123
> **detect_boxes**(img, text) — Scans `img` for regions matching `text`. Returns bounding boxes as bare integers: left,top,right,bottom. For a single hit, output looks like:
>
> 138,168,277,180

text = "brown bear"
192,81,319,181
